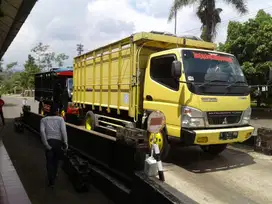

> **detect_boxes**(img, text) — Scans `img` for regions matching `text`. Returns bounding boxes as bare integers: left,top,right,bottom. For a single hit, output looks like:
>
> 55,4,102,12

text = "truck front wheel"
200,144,227,155
148,130,170,161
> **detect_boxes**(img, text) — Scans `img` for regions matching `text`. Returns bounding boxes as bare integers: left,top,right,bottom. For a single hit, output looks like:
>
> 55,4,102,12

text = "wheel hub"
149,132,163,151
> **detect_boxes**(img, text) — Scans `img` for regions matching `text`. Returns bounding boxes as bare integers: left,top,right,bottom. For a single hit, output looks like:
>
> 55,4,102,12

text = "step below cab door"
143,51,183,137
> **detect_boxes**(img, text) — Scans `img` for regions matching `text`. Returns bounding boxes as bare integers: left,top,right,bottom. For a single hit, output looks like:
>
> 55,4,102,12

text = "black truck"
34,67,74,118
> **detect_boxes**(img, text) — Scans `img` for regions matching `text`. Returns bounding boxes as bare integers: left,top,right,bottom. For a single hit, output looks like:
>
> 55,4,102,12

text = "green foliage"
168,0,247,42
31,42,69,70
0,61,19,94
21,54,41,89
0,42,70,94
6,62,17,72
55,53,69,67
219,10,272,84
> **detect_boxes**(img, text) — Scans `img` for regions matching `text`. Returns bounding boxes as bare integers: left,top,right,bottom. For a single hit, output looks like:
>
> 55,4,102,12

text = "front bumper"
181,126,255,145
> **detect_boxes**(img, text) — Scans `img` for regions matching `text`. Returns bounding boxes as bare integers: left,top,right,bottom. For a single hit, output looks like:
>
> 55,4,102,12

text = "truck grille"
207,111,242,125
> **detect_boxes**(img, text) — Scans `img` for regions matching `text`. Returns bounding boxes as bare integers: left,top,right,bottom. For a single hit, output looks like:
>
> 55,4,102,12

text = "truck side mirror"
171,61,182,79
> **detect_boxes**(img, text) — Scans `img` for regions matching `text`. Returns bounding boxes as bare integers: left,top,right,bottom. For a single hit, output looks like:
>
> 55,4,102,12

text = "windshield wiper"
198,80,227,88
226,80,246,89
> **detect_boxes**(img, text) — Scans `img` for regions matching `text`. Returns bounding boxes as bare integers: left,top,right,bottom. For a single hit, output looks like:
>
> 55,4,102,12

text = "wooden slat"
99,51,103,111
107,46,112,113
117,43,122,115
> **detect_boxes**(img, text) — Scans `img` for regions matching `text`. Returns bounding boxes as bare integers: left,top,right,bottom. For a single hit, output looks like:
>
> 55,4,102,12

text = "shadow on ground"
1,118,112,204
4,103,17,107
164,145,255,174
251,109,272,120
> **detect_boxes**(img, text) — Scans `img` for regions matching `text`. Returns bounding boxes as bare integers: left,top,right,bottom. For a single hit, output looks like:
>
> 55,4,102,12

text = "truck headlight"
241,107,251,125
182,106,205,128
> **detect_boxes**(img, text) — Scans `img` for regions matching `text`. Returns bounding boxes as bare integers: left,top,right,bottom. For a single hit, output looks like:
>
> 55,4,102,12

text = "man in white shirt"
40,105,68,188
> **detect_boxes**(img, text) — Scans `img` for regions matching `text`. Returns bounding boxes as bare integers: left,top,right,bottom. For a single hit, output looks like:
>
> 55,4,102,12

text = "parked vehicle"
72,31,254,159
34,67,76,120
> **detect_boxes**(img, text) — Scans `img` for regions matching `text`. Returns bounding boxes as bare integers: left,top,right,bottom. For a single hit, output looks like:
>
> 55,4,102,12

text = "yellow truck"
73,31,254,159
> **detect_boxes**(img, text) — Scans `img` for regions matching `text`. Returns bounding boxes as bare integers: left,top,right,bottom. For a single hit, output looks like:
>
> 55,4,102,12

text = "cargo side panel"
74,44,134,116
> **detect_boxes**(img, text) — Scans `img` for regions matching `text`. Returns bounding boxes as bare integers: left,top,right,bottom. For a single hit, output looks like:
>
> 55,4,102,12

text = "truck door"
143,52,182,136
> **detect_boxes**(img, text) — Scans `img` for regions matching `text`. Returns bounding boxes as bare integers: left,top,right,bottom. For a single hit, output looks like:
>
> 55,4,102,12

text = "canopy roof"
0,0,37,59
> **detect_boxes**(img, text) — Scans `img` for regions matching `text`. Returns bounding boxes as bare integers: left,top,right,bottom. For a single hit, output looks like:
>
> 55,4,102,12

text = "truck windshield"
67,78,73,91
182,49,249,96
182,50,247,84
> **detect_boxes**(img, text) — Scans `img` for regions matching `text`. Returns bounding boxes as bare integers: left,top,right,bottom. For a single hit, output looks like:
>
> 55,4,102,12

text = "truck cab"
144,48,253,155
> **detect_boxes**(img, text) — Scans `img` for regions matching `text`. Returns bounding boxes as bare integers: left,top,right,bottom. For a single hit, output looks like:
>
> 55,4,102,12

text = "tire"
84,111,96,131
148,129,170,161
200,144,227,155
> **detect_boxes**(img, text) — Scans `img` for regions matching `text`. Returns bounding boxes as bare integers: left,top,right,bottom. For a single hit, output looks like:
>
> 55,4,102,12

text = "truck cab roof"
178,48,234,56
35,67,73,77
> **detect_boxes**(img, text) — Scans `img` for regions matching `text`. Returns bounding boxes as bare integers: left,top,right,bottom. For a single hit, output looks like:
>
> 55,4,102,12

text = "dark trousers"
0,111,4,125
45,139,63,185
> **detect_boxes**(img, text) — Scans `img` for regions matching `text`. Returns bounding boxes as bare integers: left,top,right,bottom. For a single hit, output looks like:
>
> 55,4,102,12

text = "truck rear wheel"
148,130,170,161
200,144,227,155
85,111,96,131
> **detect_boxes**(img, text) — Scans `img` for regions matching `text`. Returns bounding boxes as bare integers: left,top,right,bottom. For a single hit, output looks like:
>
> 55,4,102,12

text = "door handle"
146,95,153,101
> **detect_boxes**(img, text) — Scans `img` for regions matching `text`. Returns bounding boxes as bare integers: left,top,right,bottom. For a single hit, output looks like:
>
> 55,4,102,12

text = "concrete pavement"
163,144,272,204
1,96,113,204
4,95,272,204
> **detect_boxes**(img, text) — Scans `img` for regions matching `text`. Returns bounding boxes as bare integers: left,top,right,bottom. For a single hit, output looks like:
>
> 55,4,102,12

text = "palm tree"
168,0,248,42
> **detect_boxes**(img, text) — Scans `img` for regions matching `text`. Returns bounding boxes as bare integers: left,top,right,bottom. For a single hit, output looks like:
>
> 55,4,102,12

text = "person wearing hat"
40,104,68,188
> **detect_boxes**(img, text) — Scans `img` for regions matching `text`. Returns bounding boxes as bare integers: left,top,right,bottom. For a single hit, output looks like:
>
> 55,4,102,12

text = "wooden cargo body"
73,32,216,120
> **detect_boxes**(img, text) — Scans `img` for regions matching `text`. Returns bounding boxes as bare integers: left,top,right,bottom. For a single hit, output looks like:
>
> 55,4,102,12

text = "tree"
77,44,84,56
219,10,272,85
55,53,69,67
31,42,51,70
21,54,40,89
168,0,248,42
31,42,69,70
0,61,18,94
6,62,17,72
0,55,40,94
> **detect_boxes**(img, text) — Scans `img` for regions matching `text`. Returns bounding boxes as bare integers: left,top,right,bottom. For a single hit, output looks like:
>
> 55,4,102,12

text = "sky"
2,0,272,70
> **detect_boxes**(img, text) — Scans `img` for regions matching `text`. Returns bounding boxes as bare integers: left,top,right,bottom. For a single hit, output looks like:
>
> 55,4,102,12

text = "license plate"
219,131,238,140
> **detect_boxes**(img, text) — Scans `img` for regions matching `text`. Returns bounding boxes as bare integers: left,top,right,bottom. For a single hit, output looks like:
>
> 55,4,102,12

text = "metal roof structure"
0,0,37,59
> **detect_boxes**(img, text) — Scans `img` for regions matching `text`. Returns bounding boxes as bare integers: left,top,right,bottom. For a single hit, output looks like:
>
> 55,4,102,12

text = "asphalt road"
1,96,113,204
4,95,272,204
